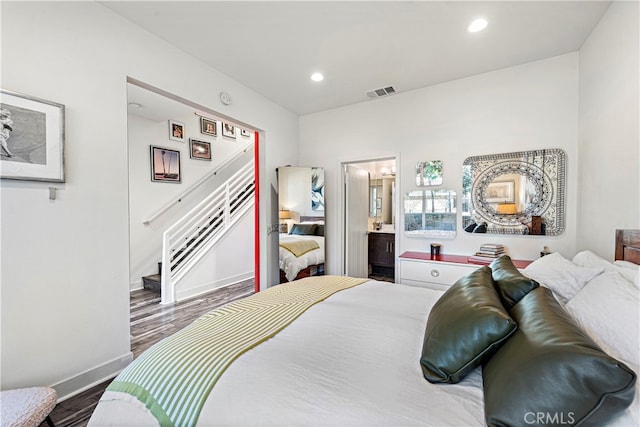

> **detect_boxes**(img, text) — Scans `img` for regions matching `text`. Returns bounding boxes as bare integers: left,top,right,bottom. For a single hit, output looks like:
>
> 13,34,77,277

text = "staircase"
142,158,255,304
142,263,162,292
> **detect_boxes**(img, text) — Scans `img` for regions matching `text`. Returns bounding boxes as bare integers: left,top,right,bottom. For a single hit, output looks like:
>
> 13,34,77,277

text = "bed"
89,230,640,427
279,215,325,283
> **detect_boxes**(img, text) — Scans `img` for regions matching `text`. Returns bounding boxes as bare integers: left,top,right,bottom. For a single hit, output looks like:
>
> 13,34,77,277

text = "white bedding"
90,255,640,427
279,233,325,281
89,281,486,426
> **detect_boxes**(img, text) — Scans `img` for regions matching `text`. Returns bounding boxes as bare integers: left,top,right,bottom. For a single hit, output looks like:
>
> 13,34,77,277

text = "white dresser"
399,252,533,291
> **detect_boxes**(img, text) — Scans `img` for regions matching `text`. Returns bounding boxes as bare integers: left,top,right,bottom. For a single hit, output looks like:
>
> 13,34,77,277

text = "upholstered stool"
0,386,57,427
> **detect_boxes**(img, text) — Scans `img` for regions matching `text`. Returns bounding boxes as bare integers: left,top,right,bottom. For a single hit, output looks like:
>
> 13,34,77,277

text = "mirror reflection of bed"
277,166,325,283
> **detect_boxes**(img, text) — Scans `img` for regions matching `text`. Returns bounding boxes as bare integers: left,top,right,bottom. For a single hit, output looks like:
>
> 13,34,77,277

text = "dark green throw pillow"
420,266,517,384
483,287,636,427
289,223,317,235
489,255,539,309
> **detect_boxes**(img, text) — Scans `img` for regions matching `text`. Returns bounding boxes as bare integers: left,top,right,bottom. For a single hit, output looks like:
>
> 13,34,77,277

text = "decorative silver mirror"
404,189,457,238
462,149,566,235
415,160,443,186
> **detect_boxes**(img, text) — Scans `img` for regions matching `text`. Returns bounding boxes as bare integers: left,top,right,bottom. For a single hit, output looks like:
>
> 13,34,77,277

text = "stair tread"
142,274,161,281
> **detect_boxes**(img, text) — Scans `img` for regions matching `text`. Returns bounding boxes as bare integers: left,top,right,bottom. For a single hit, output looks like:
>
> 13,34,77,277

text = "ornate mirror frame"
462,149,566,235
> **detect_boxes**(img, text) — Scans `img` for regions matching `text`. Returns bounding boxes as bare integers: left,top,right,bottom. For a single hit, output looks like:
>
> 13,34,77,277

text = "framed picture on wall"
168,119,185,142
189,139,212,160
485,181,515,203
222,122,236,139
241,129,250,137
200,117,217,136
311,167,325,211
150,146,181,183
0,89,65,182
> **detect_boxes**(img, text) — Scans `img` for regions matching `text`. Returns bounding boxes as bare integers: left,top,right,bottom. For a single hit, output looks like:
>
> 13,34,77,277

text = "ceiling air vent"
365,86,397,99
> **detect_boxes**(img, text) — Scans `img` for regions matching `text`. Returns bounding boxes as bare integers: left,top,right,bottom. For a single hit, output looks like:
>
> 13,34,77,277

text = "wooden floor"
44,279,255,427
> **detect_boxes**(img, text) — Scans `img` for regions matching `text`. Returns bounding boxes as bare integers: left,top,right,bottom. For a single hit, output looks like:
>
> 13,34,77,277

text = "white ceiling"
106,1,610,116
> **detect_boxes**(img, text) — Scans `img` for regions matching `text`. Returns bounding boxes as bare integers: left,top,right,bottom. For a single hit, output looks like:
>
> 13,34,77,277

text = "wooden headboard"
615,229,640,265
300,216,325,223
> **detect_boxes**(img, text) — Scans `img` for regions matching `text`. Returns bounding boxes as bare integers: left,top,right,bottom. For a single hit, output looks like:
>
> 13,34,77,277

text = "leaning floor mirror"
277,166,326,283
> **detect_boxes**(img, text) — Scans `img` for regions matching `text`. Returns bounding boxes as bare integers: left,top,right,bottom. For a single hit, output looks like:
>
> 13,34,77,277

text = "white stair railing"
160,158,255,304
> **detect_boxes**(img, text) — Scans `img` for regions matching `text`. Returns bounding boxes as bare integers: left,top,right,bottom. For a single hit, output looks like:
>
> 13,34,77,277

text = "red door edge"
254,132,260,293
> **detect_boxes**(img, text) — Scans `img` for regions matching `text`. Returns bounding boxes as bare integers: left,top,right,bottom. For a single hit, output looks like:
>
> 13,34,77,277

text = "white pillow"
565,271,640,367
614,260,640,288
572,250,614,271
572,250,640,287
522,252,603,303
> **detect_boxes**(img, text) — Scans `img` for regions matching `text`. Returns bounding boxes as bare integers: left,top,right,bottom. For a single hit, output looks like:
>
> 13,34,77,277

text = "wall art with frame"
222,122,236,139
150,145,181,183
168,119,185,142
0,89,65,182
189,139,212,161
200,117,217,136
485,181,515,203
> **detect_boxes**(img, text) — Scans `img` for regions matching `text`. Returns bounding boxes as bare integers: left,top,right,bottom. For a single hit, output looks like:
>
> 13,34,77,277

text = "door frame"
339,153,400,280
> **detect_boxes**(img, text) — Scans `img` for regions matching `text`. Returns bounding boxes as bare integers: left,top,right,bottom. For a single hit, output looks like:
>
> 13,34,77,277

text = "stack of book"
468,244,505,264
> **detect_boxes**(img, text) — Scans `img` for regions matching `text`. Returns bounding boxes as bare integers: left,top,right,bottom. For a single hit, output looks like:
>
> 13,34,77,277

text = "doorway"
342,157,398,282
125,78,262,309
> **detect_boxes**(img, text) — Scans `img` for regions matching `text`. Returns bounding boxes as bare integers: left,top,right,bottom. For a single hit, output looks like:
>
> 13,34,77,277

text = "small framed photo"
189,139,211,160
150,146,181,183
1,89,65,182
222,122,236,139
485,181,515,203
200,117,217,136
241,129,250,137
168,120,185,142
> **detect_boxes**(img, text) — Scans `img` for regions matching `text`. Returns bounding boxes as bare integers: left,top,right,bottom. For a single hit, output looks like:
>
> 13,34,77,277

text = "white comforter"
279,233,325,281
89,281,486,426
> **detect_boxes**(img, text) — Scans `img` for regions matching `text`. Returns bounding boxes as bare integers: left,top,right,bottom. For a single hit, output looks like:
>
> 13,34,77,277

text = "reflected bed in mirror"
277,166,325,283
404,189,457,239
462,149,566,235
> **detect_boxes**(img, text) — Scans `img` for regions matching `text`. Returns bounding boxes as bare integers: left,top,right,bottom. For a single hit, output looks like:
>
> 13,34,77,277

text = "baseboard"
130,279,142,291
51,352,134,402
175,271,254,302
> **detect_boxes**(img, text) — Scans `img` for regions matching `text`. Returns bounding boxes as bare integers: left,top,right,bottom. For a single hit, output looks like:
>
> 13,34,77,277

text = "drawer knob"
430,269,440,278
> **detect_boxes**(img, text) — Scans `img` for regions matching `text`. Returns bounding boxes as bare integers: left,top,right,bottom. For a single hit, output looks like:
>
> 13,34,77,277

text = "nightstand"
399,252,532,291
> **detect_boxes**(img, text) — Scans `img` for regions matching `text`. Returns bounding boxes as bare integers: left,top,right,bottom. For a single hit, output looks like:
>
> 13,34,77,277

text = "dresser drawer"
400,259,478,286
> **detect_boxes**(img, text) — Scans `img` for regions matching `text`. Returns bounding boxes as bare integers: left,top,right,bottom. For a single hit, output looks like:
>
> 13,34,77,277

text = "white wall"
128,113,254,292
300,53,580,273
0,2,297,397
175,211,254,301
578,1,640,259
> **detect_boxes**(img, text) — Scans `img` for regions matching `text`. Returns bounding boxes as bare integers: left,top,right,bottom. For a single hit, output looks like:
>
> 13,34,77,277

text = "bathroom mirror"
369,176,394,225
404,189,457,238
277,166,325,283
462,149,566,235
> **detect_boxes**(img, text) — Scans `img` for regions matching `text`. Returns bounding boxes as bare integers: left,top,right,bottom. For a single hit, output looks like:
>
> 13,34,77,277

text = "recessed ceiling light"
468,18,488,33
128,102,143,108
310,72,324,82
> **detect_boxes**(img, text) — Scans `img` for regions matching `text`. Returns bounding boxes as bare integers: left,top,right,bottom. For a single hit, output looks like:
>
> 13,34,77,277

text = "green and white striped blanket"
107,275,368,427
